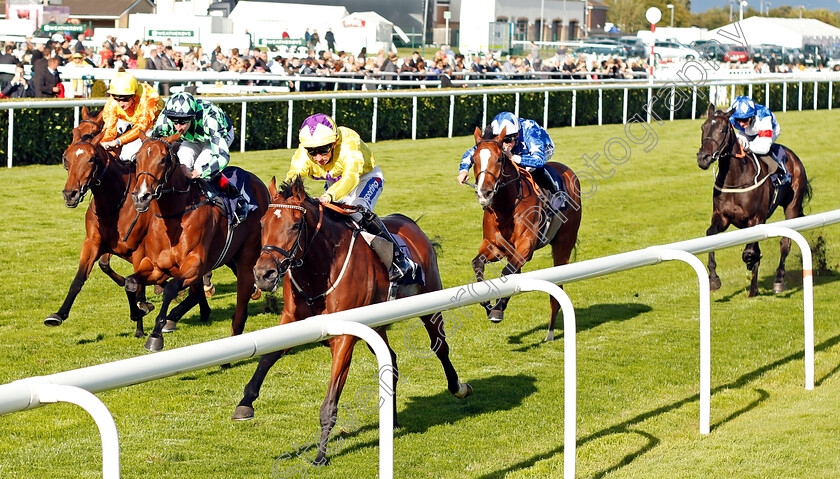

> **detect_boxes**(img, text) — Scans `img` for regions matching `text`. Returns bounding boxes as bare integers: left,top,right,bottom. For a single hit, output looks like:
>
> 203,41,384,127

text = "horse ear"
92,129,107,145
72,127,81,143
138,130,147,141
473,126,482,144
494,126,507,143
268,176,278,197
291,175,307,201
164,132,181,144
81,106,90,119
707,103,715,118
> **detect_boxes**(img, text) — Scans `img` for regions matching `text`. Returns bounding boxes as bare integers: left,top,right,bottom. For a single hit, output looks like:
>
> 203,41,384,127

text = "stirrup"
389,257,417,283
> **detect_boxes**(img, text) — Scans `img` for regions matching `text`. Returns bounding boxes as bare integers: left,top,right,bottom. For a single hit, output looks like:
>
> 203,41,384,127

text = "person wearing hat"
66,52,87,97
99,71,162,162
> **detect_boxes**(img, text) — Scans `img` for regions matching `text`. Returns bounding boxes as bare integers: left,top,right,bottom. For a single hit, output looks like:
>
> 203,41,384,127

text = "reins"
705,119,772,193
472,139,530,211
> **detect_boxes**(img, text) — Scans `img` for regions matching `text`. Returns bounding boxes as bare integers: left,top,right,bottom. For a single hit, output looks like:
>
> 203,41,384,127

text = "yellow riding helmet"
107,72,139,96
299,113,338,148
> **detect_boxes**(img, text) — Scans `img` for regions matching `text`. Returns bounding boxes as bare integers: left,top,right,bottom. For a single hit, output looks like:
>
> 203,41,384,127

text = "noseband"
260,203,324,276
474,139,521,198
702,116,734,163
66,139,110,202
136,137,178,199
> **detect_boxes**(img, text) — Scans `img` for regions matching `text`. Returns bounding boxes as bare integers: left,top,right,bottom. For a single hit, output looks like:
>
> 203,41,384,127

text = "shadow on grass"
508,303,653,353
713,266,840,303
474,332,840,479
295,374,538,463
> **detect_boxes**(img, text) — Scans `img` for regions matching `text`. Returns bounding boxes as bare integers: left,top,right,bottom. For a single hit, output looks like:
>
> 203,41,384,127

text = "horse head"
62,128,107,208
697,103,736,170
254,176,318,293
132,132,181,213
76,106,104,138
470,125,510,207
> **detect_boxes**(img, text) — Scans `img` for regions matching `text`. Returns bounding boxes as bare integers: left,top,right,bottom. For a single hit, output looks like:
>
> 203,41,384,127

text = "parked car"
618,36,647,58
690,40,726,61
653,41,701,60
575,39,627,56
802,44,825,66
723,44,750,63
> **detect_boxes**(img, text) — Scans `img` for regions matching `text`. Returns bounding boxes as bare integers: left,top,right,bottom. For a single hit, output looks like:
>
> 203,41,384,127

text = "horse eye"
291,221,302,231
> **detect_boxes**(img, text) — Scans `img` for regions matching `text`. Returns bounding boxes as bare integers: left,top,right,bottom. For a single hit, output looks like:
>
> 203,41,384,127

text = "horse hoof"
220,363,232,369
44,314,64,327
488,310,504,323
454,382,473,399
154,284,164,295
144,335,164,352
545,330,555,342
137,302,155,314
204,285,215,298
162,320,177,332
709,277,722,291
134,330,145,339
251,287,261,301
232,405,255,421
773,282,786,294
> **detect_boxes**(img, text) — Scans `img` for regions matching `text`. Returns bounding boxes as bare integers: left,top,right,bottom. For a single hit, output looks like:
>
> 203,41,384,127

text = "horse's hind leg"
162,283,208,332
420,312,472,399
314,336,357,465
124,275,147,338
365,328,400,427
202,272,215,297
743,242,762,297
773,236,792,293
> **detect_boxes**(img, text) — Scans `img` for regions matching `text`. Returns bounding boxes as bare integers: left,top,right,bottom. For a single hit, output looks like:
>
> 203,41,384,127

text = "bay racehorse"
127,132,270,351
696,104,809,296
47,108,156,336
466,126,582,340
233,176,472,466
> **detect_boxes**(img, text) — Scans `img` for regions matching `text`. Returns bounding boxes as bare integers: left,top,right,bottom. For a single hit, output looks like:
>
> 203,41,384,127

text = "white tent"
227,2,349,49
337,11,394,56
710,17,840,48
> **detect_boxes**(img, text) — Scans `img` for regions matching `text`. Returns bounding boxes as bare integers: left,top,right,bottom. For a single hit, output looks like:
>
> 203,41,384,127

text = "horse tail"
803,177,813,208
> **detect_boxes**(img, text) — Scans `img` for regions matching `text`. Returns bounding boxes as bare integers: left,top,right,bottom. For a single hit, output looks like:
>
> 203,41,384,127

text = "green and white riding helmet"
163,92,199,120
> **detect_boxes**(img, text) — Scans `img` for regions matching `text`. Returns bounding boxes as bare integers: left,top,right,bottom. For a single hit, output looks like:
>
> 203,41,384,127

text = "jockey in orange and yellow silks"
284,113,418,283
99,72,163,162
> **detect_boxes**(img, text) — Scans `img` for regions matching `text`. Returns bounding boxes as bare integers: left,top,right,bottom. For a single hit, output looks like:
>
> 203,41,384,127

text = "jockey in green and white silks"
152,91,234,180
728,95,790,186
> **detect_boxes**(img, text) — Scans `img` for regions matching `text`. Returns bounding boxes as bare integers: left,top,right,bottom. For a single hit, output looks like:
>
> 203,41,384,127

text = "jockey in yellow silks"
100,72,163,162
285,113,417,283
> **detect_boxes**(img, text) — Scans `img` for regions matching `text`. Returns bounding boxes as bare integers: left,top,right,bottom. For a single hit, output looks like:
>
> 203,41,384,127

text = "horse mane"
481,125,496,140
277,175,318,207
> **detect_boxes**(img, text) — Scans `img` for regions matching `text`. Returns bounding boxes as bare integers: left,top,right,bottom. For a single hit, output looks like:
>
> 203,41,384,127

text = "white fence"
1,208,838,478
2,74,840,168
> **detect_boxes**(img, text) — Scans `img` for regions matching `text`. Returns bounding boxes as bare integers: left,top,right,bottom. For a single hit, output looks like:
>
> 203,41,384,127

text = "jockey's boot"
531,167,565,211
360,209,418,283
768,150,791,187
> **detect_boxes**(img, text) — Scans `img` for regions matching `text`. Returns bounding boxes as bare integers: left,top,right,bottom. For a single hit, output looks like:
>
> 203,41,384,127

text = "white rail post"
514,91,520,119
783,82,788,113
623,88,629,124
653,248,711,435
748,83,753,99
7,108,12,168
240,101,247,153
829,81,833,111
798,81,803,111
691,86,697,120
320,320,394,479
598,88,603,125
571,90,577,128
543,91,549,128
760,226,814,389
766,82,770,107
646,87,652,123
372,97,378,143
482,93,487,128
286,100,294,150
331,98,337,120
36,384,120,479
74,106,80,128
669,86,675,122
412,96,418,141
813,81,818,110
448,94,455,139
515,278,577,479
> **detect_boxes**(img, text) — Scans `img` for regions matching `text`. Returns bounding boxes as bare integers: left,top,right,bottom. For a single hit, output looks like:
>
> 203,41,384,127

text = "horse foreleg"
706,214,729,291
773,236,792,293
98,254,126,286
46,243,100,326
232,347,290,420
421,312,472,399
162,283,205,332
743,242,762,297
473,241,504,317
144,278,184,352
487,261,523,322
202,271,215,297
124,274,150,338
314,336,357,465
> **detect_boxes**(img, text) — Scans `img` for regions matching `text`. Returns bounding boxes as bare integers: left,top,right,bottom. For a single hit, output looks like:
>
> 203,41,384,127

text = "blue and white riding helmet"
729,96,756,120
490,112,520,138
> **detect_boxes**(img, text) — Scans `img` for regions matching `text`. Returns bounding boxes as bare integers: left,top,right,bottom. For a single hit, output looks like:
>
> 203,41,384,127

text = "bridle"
701,114,735,164
473,139,522,200
77,119,103,136
64,138,110,203
259,202,324,276
135,137,185,199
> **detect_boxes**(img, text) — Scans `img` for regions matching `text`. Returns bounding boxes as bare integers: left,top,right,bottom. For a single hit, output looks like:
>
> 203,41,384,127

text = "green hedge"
3,82,840,166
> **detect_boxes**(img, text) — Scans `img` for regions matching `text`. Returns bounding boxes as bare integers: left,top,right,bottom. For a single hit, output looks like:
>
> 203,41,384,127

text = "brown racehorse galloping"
696,104,809,296
127,132,270,351
233,176,472,466
467,126,582,340
47,108,155,336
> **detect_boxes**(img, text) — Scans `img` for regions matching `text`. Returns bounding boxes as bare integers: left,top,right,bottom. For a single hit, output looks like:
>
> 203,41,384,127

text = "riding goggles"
305,144,333,156
502,134,517,144
168,116,193,125
111,94,134,102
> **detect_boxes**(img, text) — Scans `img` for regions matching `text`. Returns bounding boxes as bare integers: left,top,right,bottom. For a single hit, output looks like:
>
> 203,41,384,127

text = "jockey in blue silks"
457,112,564,210
729,95,790,186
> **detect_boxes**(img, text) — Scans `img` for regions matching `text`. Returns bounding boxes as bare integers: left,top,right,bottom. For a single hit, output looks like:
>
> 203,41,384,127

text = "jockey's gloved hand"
738,136,750,150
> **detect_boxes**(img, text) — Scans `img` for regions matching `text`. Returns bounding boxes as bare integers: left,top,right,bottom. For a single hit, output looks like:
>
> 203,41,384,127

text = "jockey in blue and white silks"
728,95,789,185
457,112,564,209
